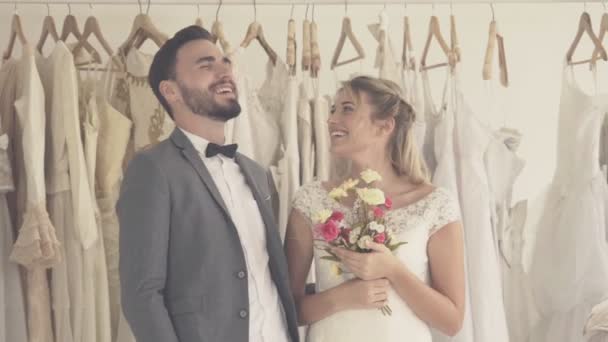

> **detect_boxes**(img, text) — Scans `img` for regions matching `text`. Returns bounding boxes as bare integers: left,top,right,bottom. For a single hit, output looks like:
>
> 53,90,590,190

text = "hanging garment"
80,73,112,342
293,181,461,342
5,45,60,342
585,299,608,342
421,68,474,342
0,61,28,342
312,88,331,182
401,61,425,153
500,200,540,342
368,10,400,86
225,47,257,160
452,69,510,342
298,75,314,185
98,60,134,342
600,113,608,183
528,66,608,342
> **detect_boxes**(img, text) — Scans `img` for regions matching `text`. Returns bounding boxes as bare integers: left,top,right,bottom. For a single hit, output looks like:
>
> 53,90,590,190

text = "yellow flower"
356,187,386,206
329,187,348,200
341,178,360,191
313,209,332,223
332,263,343,277
360,169,382,184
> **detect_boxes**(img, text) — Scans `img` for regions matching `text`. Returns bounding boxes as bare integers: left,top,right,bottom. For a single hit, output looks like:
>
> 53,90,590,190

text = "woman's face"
328,89,392,160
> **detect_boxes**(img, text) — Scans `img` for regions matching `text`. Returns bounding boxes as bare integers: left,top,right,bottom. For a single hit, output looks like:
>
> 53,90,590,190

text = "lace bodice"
292,181,461,342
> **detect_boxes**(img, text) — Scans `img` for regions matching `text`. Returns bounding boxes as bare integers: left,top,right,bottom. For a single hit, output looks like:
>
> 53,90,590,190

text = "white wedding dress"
292,181,461,342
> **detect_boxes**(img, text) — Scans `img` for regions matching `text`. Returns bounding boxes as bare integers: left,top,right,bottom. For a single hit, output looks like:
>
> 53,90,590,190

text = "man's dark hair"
148,25,214,119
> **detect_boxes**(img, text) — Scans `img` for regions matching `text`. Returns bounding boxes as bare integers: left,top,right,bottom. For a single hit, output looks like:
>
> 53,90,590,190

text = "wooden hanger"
311,20,321,78
119,13,167,55
331,17,365,69
566,12,607,65
591,12,608,66
3,14,28,62
401,15,414,69
420,16,454,71
241,22,278,65
37,13,59,54
483,20,509,87
60,12,102,63
287,17,297,75
450,15,461,63
73,16,114,63
302,18,312,71
211,21,231,54
195,4,204,27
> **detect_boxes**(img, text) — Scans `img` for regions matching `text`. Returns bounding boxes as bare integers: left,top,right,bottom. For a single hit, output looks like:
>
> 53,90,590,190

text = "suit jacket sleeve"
116,152,178,342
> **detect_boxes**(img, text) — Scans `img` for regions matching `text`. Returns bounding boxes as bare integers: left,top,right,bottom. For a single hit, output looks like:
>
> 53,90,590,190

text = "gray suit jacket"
117,128,299,342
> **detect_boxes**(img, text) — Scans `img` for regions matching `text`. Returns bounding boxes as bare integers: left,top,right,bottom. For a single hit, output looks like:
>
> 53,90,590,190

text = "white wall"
1,0,607,202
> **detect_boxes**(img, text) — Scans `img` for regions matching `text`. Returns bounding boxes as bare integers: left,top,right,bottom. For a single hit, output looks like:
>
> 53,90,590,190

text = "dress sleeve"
429,188,461,236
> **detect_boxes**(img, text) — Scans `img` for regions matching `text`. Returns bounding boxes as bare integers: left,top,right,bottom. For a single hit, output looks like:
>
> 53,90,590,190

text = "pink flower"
320,220,340,242
384,197,393,209
373,207,385,219
374,233,386,244
331,211,345,222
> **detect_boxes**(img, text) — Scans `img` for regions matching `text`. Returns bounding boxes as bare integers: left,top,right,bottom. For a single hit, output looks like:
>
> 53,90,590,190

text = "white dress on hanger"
585,299,608,342
98,59,134,342
298,75,314,185
401,58,425,153
0,60,28,342
368,10,400,86
528,66,608,342
421,68,474,342
312,88,331,182
293,181,461,342
80,73,112,342
7,45,60,342
451,70,510,342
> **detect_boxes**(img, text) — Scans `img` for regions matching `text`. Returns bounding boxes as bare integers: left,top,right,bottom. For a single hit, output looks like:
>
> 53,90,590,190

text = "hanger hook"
290,4,295,19
345,0,348,15
197,4,200,16
404,0,407,12
305,3,309,19
312,4,316,22
603,0,607,12
431,3,435,15
253,0,257,22
216,0,222,21
490,3,495,21
46,2,50,16
450,2,454,15
137,0,142,14
67,3,72,15
14,1,17,14
146,0,151,15
384,3,387,10
584,1,587,12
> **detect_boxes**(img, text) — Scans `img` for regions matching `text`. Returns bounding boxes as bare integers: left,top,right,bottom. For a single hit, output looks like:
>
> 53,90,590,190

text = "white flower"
341,178,360,190
349,227,361,244
368,222,386,233
357,235,373,249
360,169,382,184
356,187,386,206
313,209,332,223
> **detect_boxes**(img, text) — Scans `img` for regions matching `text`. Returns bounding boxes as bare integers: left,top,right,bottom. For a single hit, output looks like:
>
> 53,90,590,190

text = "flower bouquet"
313,169,407,316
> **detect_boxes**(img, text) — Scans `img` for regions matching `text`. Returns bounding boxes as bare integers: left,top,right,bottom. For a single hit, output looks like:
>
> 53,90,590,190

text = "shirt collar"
179,127,211,158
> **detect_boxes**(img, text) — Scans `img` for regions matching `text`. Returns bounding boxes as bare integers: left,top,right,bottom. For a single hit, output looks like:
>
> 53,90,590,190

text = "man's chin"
209,103,241,122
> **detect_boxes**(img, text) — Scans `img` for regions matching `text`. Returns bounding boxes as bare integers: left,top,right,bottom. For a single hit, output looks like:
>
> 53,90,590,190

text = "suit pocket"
168,296,214,341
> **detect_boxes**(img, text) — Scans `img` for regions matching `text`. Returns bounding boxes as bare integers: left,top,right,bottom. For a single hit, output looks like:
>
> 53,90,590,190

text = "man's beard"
177,80,241,122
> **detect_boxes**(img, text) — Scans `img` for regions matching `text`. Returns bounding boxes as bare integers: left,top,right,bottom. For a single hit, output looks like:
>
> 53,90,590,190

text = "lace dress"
292,181,460,342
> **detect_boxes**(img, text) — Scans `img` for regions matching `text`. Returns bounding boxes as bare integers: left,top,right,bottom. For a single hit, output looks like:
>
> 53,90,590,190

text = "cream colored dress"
7,45,60,342
298,75,314,185
0,60,28,342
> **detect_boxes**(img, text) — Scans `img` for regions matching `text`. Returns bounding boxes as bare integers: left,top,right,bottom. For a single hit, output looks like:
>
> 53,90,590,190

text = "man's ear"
159,79,181,106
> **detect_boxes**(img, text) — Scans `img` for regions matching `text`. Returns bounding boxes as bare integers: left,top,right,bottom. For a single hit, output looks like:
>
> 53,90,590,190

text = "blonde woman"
286,76,465,341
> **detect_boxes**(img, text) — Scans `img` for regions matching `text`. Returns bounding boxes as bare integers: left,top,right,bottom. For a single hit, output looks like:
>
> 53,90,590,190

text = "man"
117,26,299,342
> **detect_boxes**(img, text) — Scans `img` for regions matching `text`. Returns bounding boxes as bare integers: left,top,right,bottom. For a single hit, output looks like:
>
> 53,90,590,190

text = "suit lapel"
235,154,276,235
171,129,232,221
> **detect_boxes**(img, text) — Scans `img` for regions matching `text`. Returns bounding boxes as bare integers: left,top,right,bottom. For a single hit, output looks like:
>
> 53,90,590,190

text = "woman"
286,76,465,341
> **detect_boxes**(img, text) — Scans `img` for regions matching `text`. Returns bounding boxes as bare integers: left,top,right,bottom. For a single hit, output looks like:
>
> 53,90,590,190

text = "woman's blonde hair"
340,76,430,184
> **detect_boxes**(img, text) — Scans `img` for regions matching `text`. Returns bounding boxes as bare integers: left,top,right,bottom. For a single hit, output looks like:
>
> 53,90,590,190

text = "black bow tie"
205,143,238,158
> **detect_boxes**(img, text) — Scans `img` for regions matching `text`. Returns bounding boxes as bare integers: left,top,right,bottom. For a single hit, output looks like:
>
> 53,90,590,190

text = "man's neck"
174,110,226,145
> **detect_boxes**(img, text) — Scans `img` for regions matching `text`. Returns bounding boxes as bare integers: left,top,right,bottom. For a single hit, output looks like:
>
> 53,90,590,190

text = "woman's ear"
379,116,396,136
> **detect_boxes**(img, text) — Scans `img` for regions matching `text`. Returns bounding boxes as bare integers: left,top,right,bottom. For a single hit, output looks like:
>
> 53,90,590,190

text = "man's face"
172,39,240,121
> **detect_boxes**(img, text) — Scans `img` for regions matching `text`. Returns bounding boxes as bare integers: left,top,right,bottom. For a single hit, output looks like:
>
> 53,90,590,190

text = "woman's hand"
332,241,399,281
334,278,391,311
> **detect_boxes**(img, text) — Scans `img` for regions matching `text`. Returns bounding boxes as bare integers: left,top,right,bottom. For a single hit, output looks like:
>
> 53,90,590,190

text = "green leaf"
387,241,408,251
320,256,341,262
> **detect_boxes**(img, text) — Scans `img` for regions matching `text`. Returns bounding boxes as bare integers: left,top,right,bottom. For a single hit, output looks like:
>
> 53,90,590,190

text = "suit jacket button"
239,310,248,318
237,270,246,279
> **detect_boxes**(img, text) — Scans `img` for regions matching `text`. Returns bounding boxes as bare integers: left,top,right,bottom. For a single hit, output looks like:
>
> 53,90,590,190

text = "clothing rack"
0,0,606,6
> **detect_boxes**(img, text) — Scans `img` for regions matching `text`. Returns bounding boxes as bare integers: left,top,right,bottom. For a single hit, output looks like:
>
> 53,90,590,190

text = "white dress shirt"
180,128,290,342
